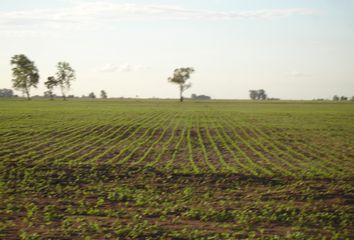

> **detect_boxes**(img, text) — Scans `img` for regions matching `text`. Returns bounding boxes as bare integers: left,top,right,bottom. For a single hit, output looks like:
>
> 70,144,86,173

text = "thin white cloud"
96,63,148,73
287,70,311,78
0,1,317,31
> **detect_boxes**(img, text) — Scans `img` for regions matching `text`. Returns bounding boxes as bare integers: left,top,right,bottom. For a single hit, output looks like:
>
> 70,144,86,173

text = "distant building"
191,94,211,100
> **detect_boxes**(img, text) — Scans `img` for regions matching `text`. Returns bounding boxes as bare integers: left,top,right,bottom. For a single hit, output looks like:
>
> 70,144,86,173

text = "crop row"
0,111,352,178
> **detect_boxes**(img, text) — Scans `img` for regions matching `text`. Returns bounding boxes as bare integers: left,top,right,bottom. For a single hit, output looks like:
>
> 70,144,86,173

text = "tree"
10,54,39,100
191,93,211,100
340,96,348,101
249,90,258,100
249,89,267,100
257,89,267,100
88,92,96,99
44,76,58,100
168,67,195,102
0,89,14,98
100,90,107,99
56,62,75,100
332,95,339,101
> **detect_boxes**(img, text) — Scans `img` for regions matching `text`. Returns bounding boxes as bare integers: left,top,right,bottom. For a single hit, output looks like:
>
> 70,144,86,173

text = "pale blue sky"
1,0,353,99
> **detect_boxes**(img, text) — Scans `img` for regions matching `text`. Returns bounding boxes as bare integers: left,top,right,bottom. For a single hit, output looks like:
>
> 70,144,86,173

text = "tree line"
9,54,192,101
332,95,354,101
0,89,15,98
3,54,354,102
248,90,354,101
8,55,109,100
84,91,108,99
10,54,76,100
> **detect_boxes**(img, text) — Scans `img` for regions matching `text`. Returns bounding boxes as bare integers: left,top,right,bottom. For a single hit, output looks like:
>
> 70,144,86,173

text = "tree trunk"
61,86,66,101
179,85,183,102
25,88,31,100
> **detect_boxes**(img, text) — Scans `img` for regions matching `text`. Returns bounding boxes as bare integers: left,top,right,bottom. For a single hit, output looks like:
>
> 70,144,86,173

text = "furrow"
144,115,182,168
186,125,199,173
269,129,353,176
0,123,101,162
91,112,168,164
131,113,179,166
164,127,187,170
249,127,338,177
236,126,299,176
219,116,275,176
211,121,258,175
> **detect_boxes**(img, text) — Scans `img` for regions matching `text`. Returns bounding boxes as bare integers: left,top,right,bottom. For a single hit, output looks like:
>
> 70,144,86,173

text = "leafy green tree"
332,95,339,101
44,76,58,100
340,96,348,101
100,90,108,99
10,54,39,100
249,89,267,100
88,92,96,99
249,90,258,100
56,62,75,100
168,67,195,102
0,89,14,98
257,89,267,100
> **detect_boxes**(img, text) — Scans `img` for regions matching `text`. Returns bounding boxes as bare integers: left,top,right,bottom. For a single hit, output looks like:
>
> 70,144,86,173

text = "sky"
0,0,353,100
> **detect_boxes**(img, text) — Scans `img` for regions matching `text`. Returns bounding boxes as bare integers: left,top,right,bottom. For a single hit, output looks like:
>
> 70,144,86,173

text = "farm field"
0,99,353,239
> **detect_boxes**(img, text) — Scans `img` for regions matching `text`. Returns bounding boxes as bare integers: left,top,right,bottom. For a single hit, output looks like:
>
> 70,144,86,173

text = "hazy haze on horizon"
0,0,353,100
